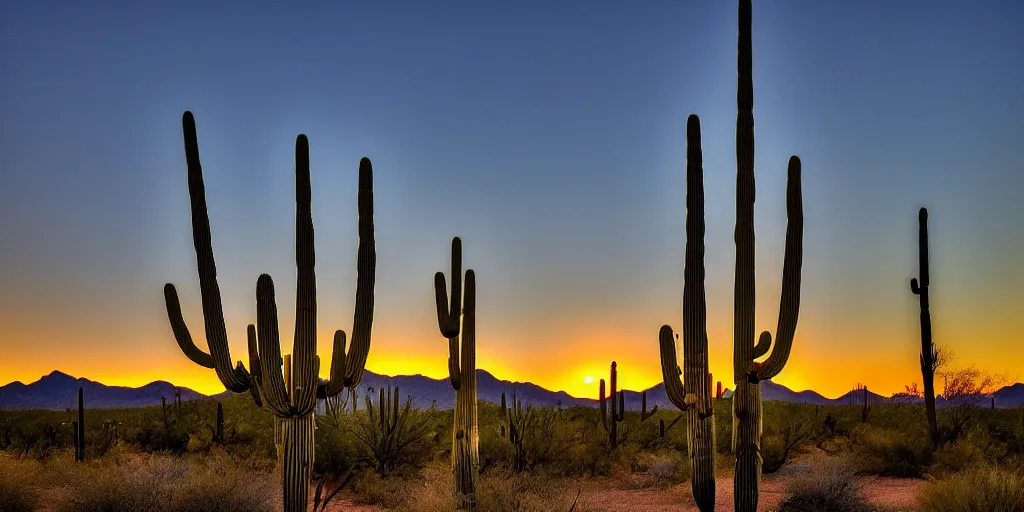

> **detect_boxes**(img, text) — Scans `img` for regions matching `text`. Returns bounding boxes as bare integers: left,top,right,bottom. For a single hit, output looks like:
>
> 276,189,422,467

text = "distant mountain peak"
42,370,77,381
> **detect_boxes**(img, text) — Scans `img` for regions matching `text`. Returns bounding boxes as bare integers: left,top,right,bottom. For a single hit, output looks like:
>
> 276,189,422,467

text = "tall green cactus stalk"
658,114,717,512
730,1,805,510
910,207,940,449
162,111,376,512
599,362,625,449
641,390,658,421
434,237,479,510
75,387,85,462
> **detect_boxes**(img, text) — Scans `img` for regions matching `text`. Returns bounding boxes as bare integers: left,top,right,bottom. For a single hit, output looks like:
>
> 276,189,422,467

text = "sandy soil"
321,449,926,511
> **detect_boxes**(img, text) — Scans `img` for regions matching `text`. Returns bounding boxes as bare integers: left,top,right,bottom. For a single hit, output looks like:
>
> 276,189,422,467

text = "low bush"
917,466,1024,512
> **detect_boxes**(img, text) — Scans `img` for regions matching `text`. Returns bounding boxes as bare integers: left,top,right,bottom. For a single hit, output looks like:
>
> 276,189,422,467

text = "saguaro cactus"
641,390,658,421
910,207,940,449
74,387,85,462
599,362,625,449
162,112,376,512
434,237,479,510
658,114,717,512
730,0,805,510
215,402,224,442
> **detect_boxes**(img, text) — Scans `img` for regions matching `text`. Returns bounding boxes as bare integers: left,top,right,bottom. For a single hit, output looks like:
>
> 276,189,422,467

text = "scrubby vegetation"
2,393,1022,510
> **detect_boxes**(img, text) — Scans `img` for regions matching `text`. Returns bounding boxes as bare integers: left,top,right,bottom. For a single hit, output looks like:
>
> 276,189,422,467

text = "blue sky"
1,1,1021,398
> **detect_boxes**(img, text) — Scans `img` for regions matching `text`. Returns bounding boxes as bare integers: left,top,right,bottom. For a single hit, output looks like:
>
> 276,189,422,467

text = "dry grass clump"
917,466,1024,512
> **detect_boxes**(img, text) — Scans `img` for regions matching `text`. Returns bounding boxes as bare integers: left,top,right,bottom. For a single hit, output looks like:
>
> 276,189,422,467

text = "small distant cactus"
215,402,224,442
500,392,534,472
599,362,625,449
74,387,84,462
162,112,376,512
434,237,479,510
641,390,658,421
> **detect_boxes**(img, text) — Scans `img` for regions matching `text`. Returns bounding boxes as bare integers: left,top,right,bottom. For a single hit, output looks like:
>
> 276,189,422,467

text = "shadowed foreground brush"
917,466,1024,512
778,460,879,512
54,454,275,512
0,457,43,512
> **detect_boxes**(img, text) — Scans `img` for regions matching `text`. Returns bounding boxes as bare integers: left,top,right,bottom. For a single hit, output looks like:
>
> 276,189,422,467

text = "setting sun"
583,376,594,385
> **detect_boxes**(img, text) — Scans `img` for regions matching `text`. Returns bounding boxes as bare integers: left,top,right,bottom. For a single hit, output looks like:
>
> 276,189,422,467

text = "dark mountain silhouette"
0,370,206,410
3,369,1022,411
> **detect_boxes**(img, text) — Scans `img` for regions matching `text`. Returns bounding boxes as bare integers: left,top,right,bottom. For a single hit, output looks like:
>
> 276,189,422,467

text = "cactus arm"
173,112,252,393
436,237,464,389
910,208,929,295
163,284,215,368
751,331,771,359
659,326,692,411
256,274,294,416
246,324,263,407
343,158,376,388
318,330,348,399
755,157,803,381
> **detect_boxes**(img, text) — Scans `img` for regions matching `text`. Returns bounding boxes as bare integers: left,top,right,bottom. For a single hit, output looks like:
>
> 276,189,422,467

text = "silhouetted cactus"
599,362,625,449
728,0,805,509
162,112,376,512
435,237,479,510
352,385,433,477
641,390,658,421
658,113,717,512
910,207,940,449
500,392,534,472
74,387,84,462
215,402,224,442
858,384,872,423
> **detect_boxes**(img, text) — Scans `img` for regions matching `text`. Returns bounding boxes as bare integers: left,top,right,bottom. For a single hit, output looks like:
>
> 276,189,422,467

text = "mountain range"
2,370,1022,411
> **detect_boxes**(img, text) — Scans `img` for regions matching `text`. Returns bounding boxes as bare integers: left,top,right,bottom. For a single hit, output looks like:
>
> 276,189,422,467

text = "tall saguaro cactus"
162,111,376,512
434,237,479,510
730,0,805,510
658,115,717,512
599,362,625,449
75,387,85,462
910,207,940,448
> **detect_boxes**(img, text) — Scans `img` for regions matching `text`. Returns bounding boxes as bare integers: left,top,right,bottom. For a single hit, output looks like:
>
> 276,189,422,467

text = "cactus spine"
658,114,717,511
599,362,625,449
730,1,804,510
162,112,376,512
910,207,940,449
434,237,479,510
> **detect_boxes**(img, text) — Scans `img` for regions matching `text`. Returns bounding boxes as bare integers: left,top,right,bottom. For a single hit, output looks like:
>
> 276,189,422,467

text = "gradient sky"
1,1,1022,400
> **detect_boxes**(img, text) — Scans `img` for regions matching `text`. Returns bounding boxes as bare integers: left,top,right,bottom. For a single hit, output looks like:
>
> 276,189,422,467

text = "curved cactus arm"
435,237,464,390
169,111,252,393
343,158,376,388
752,331,771,359
434,237,463,339
756,156,803,381
318,330,348,399
659,326,693,411
246,324,263,407
256,274,294,417
163,284,214,368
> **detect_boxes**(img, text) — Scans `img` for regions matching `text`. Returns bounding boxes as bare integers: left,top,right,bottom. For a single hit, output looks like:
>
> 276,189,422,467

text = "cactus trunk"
910,207,940,449
280,414,316,512
435,238,479,510
76,387,85,462
729,1,805,510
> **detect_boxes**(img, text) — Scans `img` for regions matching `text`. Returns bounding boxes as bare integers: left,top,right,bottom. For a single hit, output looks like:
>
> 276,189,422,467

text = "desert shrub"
312,416,368,512
850,424,931,477
762,412,814,474
477,469,583,512
0,457,43,512
917,466,1024,512
930,441,985,477
54,453,274,512
349,395,436,476
479,426,515,472
779,460,879,512
631,450,690,487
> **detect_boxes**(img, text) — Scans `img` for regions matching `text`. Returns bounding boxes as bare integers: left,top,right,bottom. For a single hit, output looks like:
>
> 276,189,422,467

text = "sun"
583,376,594,385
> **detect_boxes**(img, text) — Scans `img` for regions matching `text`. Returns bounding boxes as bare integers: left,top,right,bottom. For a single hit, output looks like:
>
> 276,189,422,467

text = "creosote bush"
917,466,1024,512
